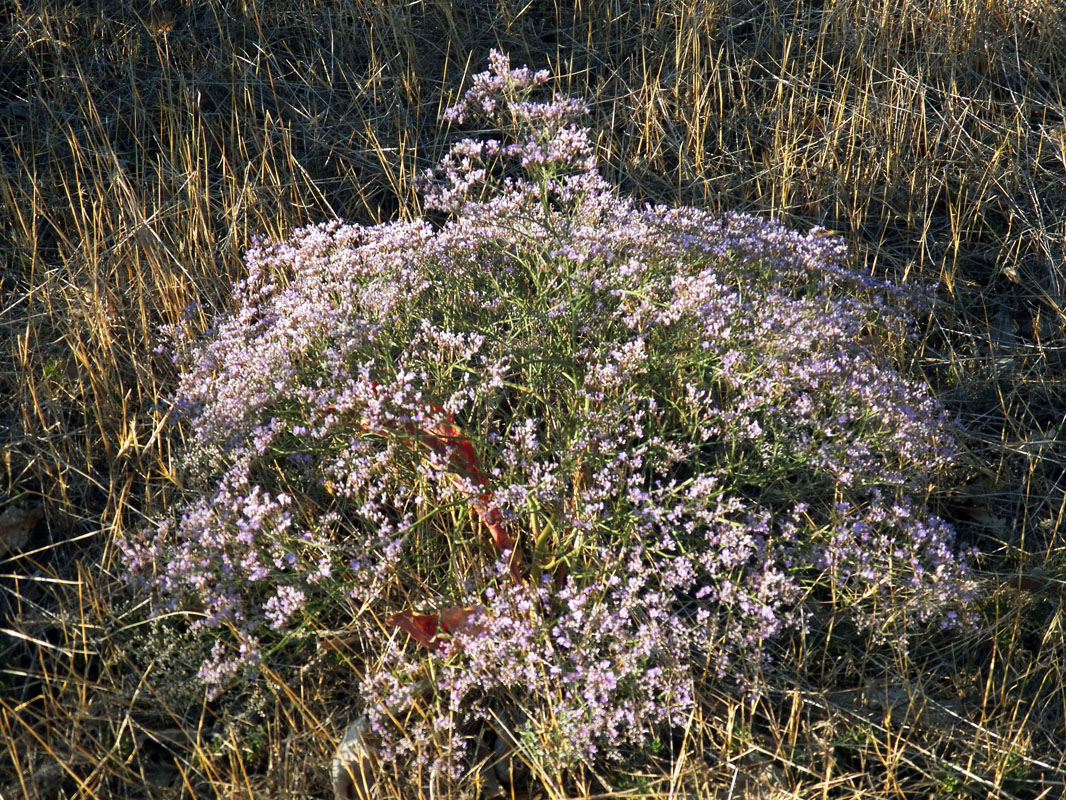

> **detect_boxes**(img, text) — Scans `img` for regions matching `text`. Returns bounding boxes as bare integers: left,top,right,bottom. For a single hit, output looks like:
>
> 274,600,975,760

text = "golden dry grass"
2,0,1065,797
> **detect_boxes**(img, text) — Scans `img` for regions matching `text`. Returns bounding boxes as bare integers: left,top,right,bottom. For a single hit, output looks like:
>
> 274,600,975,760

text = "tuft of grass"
2,0,1064,798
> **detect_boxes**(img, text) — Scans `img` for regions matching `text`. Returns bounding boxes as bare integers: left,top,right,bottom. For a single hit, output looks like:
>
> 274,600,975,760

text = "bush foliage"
121,52,977,781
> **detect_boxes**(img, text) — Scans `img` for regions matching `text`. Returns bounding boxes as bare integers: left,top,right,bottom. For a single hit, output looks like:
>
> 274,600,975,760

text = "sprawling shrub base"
122,51,976,782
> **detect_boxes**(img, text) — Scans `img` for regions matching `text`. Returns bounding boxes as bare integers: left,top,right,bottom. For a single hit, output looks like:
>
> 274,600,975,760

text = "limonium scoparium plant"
123,50,976,779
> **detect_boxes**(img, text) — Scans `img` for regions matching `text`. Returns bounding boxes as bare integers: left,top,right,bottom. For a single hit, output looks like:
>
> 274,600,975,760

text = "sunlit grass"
2,0,1065,797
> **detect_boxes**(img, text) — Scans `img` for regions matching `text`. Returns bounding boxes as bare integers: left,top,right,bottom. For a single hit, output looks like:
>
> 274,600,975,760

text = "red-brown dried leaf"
327,393,528,582
422,407,526,582
438,605,486,638
385,612,441,649
386,606,488,653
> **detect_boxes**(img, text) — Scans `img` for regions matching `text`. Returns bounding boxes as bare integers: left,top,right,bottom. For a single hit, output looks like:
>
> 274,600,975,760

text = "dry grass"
2,0,1065,797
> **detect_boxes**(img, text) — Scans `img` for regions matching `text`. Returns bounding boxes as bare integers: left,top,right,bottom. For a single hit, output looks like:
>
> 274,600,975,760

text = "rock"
330,692,530,800
488,704,530,787
332,716,379,800
0,504,44,556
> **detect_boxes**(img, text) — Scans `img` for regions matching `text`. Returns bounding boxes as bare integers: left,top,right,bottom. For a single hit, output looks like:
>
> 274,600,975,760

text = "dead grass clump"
2,0,1065,797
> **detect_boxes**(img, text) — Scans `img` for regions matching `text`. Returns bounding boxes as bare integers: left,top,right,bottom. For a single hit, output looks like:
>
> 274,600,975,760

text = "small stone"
332,716,379,800
0,504,44,556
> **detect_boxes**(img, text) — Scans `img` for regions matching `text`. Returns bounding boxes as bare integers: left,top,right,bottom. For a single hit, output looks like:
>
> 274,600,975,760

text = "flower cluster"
364,550,698,775
125,50,977,775
418,50,597,214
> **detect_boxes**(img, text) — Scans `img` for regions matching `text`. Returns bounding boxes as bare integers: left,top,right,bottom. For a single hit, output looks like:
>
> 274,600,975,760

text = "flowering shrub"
123,50,976,780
